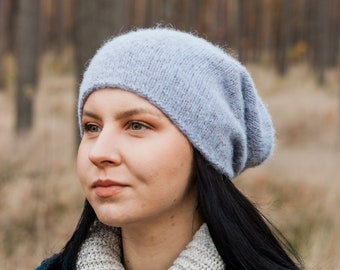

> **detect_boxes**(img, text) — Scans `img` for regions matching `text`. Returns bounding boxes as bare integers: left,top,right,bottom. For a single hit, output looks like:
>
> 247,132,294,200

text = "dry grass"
0,56,339,269
238,63,340,269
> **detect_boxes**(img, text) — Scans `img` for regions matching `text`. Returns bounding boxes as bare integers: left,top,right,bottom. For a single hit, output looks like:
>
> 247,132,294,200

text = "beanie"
78,28,275,180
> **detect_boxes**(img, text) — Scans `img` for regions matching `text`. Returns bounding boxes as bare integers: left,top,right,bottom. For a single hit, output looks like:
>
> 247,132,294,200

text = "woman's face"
77,88,196,228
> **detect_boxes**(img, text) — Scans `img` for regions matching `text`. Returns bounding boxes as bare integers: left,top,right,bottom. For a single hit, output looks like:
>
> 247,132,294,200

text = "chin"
96,214,122,227
93,206,132,228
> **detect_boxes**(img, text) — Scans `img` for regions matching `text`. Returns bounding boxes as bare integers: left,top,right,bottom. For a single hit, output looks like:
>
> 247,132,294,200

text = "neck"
121,211,202,270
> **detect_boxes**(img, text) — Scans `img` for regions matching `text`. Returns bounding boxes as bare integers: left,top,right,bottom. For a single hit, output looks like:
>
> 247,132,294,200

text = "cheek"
135,134,194,188
76,143,88,184
163,135,193,179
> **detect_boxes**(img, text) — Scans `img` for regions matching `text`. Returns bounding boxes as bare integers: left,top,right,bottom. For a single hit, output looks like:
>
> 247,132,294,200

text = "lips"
92,179,128,198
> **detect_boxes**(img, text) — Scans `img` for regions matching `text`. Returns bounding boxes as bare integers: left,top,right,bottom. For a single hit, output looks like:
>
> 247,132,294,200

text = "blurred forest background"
0,0,339,269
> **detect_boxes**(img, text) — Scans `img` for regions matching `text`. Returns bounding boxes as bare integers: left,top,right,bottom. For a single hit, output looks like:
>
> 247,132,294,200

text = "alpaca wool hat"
78,28,275,180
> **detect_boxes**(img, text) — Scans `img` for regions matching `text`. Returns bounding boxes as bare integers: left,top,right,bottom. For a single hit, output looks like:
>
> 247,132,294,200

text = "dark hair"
194,149,303,269
40,200,96,269
39,149,303,270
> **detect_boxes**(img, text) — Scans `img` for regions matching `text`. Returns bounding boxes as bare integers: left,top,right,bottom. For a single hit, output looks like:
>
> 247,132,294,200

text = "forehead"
83,88,165,117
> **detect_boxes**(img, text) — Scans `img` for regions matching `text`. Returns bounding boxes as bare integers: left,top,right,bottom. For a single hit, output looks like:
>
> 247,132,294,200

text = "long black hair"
39,200,96,269
39,149,303,269
194,149,303,269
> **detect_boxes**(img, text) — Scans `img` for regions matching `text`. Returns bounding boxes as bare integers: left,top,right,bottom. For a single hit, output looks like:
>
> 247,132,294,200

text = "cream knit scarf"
76,221,224,270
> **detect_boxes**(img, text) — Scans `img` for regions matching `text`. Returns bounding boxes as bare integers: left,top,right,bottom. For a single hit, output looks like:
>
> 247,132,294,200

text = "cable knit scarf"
76,221,224,270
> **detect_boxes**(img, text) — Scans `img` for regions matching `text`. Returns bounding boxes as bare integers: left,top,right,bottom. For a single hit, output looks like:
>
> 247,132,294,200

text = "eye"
84,123,101,134
128,121,148,131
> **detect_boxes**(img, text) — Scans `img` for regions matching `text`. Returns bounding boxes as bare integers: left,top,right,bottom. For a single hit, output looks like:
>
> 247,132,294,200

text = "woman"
37,28,303,269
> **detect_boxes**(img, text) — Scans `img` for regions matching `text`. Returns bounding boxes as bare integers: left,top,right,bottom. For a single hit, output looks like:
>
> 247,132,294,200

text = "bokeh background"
0,0,339,269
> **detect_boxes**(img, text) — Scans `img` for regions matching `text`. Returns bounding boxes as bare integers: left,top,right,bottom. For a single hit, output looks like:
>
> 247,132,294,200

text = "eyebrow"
83,110,101,120
116,108,164,120
82,108,162,121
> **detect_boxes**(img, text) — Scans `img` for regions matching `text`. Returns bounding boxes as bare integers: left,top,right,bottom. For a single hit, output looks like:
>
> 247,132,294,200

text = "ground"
0,57,339,269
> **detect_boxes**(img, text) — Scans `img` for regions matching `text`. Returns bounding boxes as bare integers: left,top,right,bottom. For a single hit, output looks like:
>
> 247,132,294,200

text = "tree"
315,0,329,85
15,0,40,132
273,0,291,76
0,0,16,88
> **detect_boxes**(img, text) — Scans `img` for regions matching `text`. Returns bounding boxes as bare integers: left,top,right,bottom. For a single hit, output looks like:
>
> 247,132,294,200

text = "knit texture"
78,28,275,179
76,221,224,270
76,222,123,270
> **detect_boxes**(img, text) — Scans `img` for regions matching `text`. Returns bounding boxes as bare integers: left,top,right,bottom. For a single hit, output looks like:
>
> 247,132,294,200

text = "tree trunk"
0,0,17,88
15,0,40,132
237,0,246,62
276,0,291,76
316,0,329,85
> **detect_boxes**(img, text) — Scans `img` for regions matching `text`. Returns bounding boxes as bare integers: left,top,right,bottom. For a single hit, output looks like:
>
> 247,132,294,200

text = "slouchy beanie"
78,28,275,180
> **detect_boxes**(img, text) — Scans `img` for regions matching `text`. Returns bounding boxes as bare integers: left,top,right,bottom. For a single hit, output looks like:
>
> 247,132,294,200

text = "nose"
88,127,122,167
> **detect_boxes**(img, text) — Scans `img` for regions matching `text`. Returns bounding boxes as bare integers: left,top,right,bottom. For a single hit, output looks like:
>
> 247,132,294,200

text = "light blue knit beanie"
78,28,275,180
